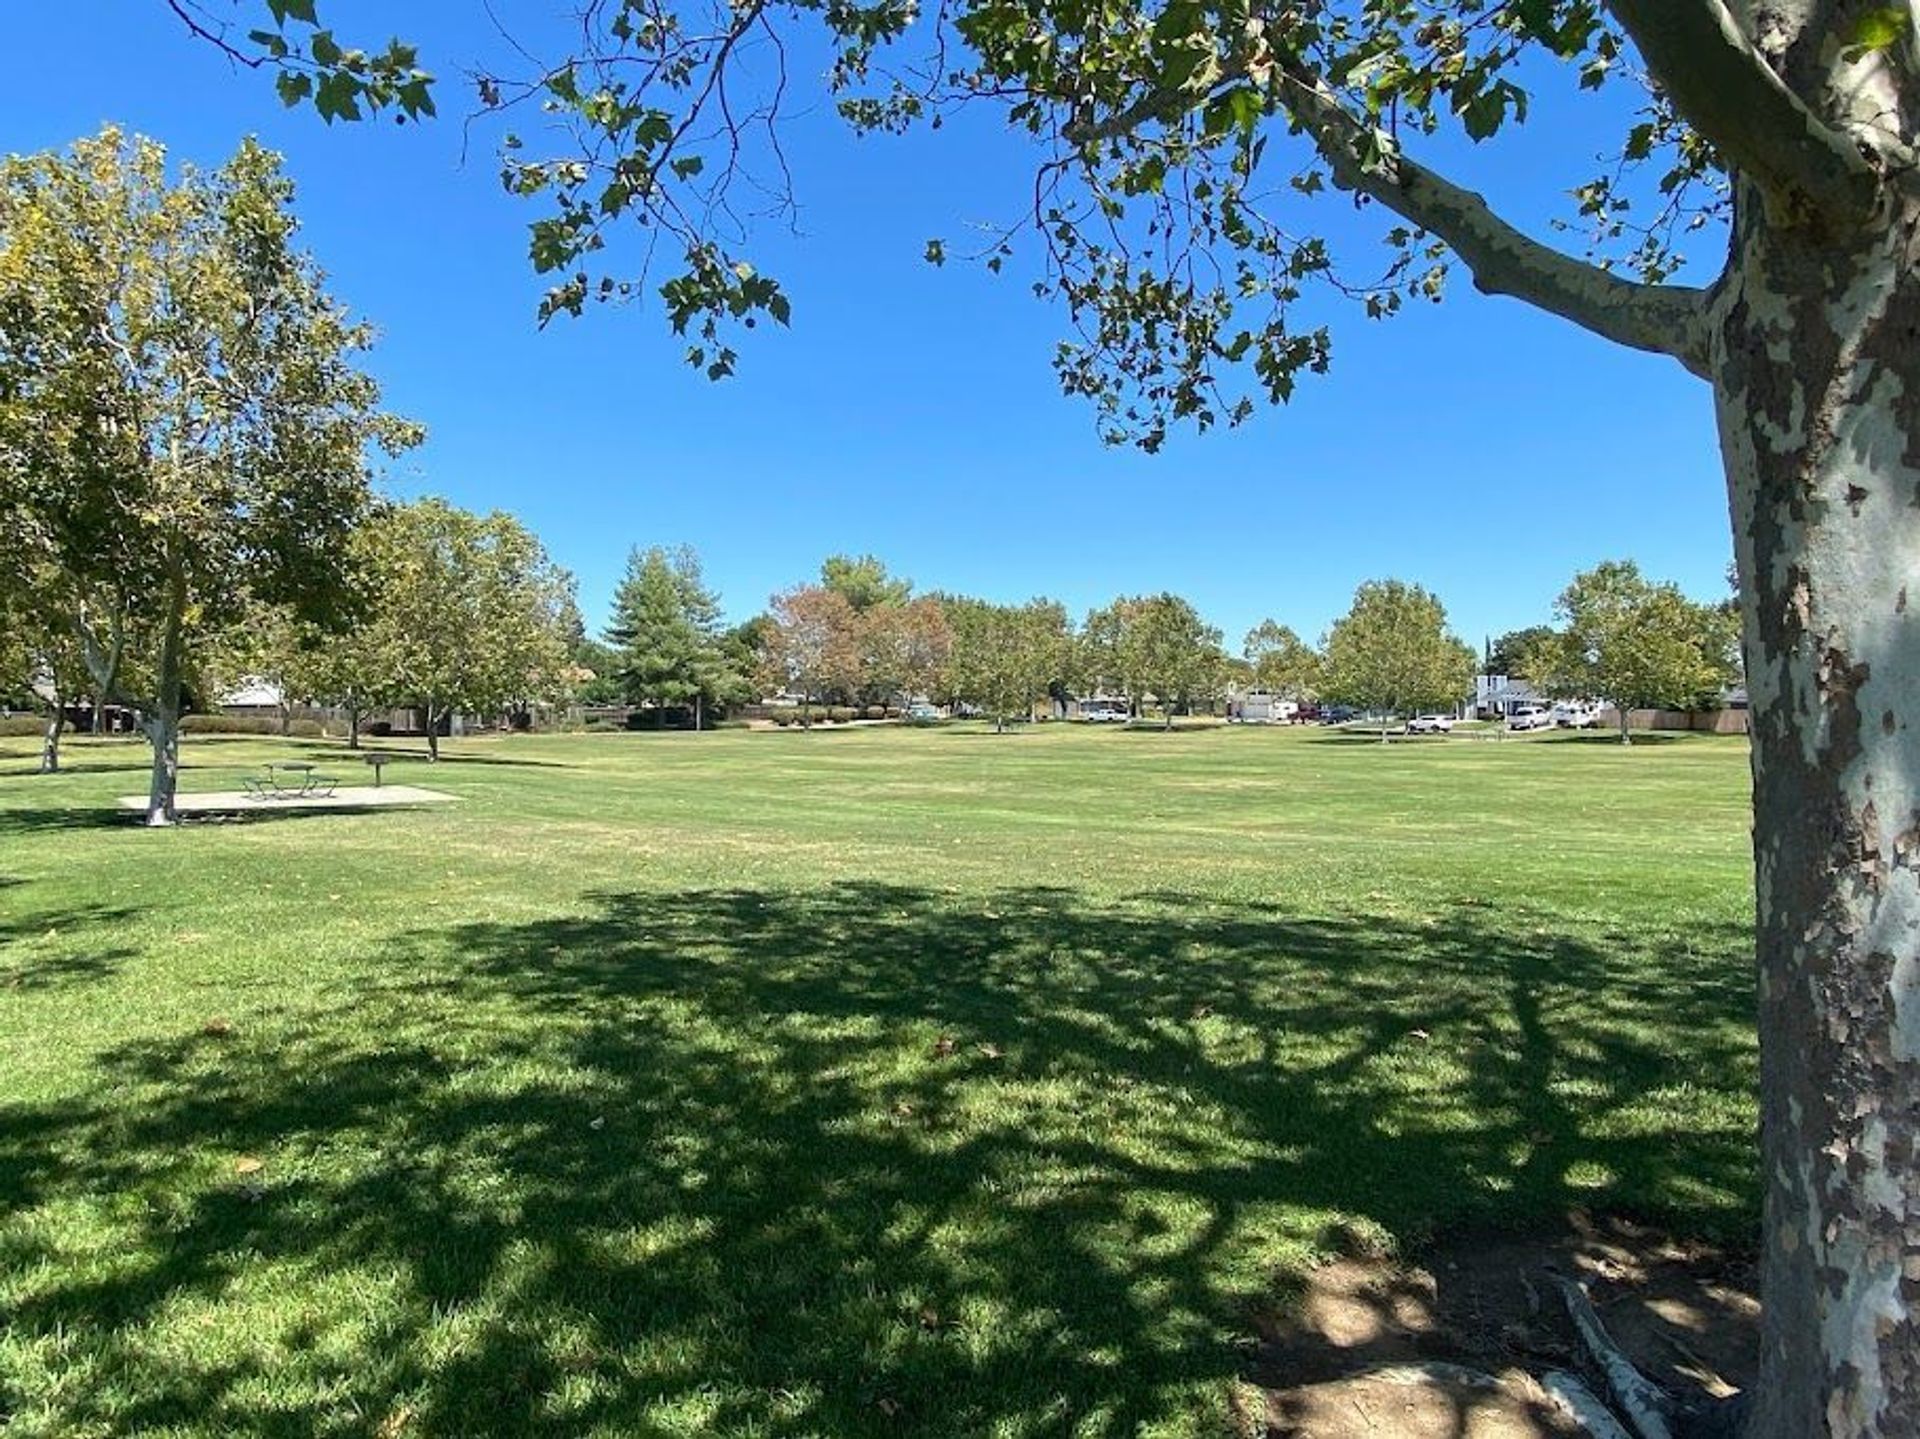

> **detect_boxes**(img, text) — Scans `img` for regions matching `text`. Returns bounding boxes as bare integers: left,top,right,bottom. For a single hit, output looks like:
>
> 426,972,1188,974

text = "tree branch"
1273,65,1712,378
1602,0,1879,226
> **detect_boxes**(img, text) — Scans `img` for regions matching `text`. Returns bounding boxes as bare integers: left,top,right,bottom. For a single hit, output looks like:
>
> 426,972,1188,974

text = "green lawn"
0,723,1757,1437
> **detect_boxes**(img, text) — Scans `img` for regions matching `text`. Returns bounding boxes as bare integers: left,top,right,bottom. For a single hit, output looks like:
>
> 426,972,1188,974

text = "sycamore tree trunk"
1618,706,1632,747
142,571,187,827
1712,179,1920,1438
423,701,440,761
347,702,361,750
38,687,65,774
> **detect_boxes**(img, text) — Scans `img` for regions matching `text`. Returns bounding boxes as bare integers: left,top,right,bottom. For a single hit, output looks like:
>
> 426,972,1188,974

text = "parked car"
1406,714,1456,734
905,703,942,723
1508,707,1555,731
1320,705,1357,724
1553,702,1601,728
1291,703,1322,724
1081,702,1130,723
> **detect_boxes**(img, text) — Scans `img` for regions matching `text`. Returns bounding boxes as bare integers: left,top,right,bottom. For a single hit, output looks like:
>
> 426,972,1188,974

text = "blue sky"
0,4,1733,653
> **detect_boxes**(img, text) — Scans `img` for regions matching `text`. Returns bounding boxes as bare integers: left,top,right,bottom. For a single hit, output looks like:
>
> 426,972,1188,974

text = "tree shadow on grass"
0,884,1756,1437
0,897,143,991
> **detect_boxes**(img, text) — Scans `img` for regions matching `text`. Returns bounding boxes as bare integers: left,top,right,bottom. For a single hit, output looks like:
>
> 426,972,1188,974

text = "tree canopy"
606,545,737,726
1542,559,1740,743
1321,580,1474,735
0,125,418,821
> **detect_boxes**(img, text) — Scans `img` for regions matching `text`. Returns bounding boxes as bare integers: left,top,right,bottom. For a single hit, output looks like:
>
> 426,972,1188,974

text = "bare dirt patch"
1246,1215,1758,1437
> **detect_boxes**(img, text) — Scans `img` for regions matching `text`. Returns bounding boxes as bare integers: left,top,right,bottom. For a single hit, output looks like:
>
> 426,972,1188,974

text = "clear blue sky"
0,4,1732,652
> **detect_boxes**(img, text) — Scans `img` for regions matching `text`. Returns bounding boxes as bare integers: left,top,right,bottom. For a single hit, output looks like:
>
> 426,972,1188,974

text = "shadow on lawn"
0,896,143,990
0,884,1757,1437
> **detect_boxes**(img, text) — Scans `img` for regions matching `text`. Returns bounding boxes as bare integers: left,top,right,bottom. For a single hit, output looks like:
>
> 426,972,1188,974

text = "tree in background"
819,553,912,614
606,545,732,727
1123,594,1224,729
0,127,417,822
1548,560,1740,746
766,585,860,724
0,572,90,774
1322,582,1475,741
859,596,953,709
1078,600,1141,715
1242,620,1322,701
1485,626,1560,681
946,597,1074,732
336,499,574,760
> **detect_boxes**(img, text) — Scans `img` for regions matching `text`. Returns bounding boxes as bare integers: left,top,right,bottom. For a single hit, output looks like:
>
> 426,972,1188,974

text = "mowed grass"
0,723,1757,1437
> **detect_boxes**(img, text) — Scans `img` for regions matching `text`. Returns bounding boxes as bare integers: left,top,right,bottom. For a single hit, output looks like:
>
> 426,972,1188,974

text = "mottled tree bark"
38,686,64,774
1712,173,1920,1437
142,568,187,827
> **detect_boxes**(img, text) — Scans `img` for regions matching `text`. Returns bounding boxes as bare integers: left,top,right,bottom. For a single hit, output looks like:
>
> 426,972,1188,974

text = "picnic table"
240,761,339,801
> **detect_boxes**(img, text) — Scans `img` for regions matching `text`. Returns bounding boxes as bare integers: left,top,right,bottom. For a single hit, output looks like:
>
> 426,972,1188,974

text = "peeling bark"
1711,166,1920,1436
38,688,64,774
142,568,187,827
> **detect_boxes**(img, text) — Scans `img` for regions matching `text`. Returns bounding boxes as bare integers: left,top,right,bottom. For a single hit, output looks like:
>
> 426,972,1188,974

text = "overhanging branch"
1603,0,1879,226
1274,65,1712,378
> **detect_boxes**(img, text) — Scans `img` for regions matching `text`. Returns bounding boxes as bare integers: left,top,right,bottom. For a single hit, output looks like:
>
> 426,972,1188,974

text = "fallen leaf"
1408,1028,1430,1041
931,1036,955,1058
977,1043,1004,1060
918,1306,942,1330
1191,1003,1213,1019
234,1156,264,1175
876,1398,901,1417
202,1016,234,1038
588,1116,606,1131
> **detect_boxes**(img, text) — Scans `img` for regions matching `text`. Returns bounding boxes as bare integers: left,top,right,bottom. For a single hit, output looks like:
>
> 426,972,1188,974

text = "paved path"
115,785,456,814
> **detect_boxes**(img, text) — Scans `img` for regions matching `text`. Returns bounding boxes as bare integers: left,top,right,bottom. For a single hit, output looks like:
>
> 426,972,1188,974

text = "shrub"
827,706,856,724
863,706,886,720
0,715,47,737
180,714,275,735
288,719,325,739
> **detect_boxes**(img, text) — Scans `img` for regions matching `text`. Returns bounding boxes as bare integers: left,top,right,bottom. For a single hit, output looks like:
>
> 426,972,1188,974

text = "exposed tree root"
1548,1271,1677,1439
1542,1370,1636,1438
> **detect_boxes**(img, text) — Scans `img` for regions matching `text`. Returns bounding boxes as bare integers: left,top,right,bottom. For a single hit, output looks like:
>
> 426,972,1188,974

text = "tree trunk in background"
38,689,64,774
423,702,439,761
90,693,105,735
1714,178,1920,1437
694,692,704,731
141,571,187,827
348,703,361,750
1618,707,1632,746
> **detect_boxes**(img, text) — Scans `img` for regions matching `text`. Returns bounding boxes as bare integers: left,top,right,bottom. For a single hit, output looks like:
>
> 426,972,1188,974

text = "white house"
1473,674,1548,719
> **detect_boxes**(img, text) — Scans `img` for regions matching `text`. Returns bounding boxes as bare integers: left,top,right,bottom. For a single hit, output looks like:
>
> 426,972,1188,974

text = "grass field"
0,723,1758,1437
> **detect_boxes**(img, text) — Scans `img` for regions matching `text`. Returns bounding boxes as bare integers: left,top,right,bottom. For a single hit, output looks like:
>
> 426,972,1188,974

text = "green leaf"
1843,6,1909,58
280,0,318,23
275,71,314,107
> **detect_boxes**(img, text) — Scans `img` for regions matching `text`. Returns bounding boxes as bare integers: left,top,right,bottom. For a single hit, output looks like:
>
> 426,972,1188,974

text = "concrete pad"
116,785,456,814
